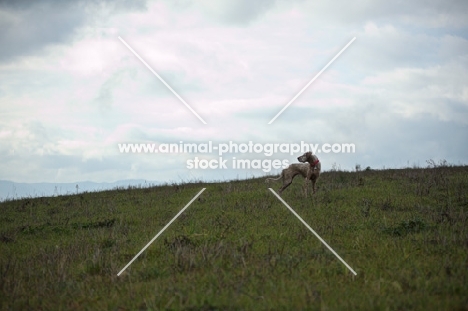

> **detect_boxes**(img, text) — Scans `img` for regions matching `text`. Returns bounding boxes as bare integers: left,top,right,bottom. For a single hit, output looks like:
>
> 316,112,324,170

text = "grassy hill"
1,164,467,310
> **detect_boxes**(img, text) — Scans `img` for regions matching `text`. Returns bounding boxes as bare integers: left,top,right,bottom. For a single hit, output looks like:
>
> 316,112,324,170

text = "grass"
1,164,467,310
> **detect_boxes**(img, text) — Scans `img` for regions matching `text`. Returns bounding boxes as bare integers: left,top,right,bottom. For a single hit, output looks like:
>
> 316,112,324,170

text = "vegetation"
1,163,467,310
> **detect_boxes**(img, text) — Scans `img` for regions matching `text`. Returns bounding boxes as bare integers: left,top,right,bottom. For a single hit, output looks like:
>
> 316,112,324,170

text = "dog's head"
297,151,312,163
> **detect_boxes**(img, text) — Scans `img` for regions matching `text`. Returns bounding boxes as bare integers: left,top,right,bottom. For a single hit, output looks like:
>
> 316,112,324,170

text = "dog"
266,152,321,196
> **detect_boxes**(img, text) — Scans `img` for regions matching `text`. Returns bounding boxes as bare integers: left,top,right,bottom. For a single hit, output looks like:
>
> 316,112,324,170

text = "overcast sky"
1,0,467,184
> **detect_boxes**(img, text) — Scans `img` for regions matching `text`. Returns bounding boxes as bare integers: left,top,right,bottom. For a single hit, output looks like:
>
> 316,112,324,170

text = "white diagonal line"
268,37,356,124
118,36,207,125
117,188,206,276
268,188,357,276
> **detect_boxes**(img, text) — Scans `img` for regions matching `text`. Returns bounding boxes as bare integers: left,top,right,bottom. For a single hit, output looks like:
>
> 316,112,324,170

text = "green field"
1,164,467,310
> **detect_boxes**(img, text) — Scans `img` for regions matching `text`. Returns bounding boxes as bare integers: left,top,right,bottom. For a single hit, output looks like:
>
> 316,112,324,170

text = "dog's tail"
265,174,282,183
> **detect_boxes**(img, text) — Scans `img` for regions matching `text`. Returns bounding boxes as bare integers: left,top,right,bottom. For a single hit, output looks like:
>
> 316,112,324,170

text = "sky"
0,0,467,185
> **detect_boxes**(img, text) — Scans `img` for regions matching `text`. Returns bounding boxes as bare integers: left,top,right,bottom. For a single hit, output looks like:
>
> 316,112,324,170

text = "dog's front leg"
303,178,309,198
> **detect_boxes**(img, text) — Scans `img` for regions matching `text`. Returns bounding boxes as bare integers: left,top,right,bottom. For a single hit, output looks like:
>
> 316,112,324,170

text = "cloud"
294,0,468,28
196,0,279,25
0,0,147,63
0,0,467,185
94,69,128,113
0,2,82,62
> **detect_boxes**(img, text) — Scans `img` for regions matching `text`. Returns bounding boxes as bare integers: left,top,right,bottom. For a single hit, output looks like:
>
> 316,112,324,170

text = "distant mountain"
0,179,161,201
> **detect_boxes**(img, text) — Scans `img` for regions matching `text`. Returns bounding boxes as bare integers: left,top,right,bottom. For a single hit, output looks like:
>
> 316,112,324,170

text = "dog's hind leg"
278,172,296,194
278,174,293,194
302,178,310,198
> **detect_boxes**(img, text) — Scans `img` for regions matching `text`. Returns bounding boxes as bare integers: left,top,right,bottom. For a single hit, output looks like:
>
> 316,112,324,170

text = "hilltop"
1,165,467,310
